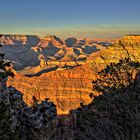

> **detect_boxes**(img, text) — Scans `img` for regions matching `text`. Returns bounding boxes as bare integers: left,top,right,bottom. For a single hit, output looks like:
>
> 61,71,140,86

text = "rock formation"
65,37,77,47
0,34,111,71
0,35,40,70
8,65,94,114
116,35,140,47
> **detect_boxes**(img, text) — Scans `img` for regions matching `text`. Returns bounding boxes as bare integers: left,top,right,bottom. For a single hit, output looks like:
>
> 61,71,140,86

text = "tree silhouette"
73,58,140,140
92,58,140,94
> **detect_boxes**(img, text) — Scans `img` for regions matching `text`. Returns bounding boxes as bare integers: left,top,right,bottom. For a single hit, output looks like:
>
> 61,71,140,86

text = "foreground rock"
0,54,57,139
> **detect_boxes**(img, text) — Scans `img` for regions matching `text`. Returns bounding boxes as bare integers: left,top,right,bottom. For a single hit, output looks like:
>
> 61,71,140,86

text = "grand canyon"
0,34,140,139
0,0,140,139
0,34,138,114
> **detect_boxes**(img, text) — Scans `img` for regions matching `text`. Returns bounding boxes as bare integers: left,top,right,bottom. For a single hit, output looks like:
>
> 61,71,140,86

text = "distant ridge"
126,34,140,36
0,34,38,37
0,34,114,70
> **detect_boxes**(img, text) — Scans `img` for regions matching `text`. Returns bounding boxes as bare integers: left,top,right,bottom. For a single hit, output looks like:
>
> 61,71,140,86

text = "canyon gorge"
0,34,140,114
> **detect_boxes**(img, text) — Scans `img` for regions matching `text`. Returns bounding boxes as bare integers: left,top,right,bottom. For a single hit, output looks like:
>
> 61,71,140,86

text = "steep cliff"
8,65,95,114
116,35,140,47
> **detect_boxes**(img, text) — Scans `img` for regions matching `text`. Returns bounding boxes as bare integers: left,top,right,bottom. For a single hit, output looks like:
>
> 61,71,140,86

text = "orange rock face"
8,65,95,114
116,35,140,45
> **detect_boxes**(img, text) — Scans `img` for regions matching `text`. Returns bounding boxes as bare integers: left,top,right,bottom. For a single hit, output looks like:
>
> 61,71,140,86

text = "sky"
0,0,140,39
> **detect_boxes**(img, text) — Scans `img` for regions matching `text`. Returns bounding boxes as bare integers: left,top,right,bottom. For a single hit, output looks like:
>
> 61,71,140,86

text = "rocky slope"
7,35,140,115
116,34,140,47
0,34,40,70
8,64,95,114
